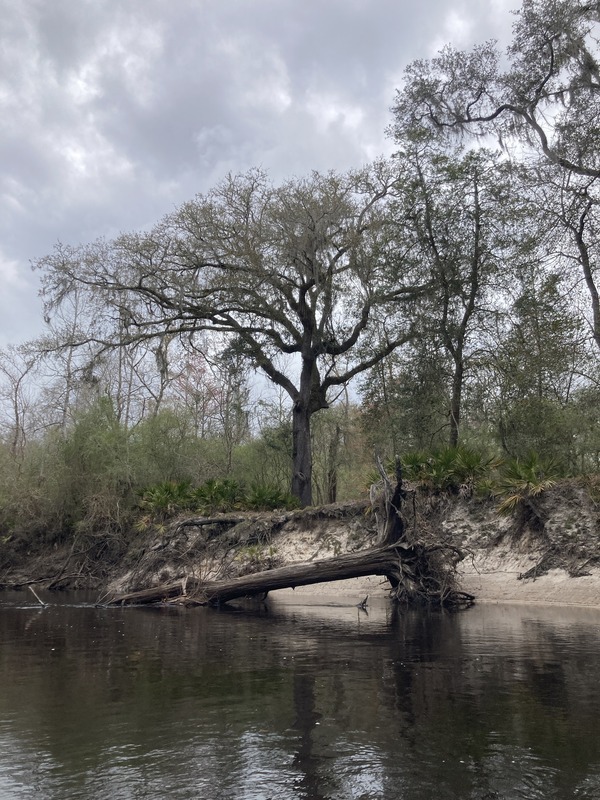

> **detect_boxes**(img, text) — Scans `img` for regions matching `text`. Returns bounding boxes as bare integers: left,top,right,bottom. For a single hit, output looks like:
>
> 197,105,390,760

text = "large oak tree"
37,165,425,505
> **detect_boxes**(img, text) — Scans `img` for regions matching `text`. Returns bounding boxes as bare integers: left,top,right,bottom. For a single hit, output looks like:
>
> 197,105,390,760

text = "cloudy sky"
0,0,515,348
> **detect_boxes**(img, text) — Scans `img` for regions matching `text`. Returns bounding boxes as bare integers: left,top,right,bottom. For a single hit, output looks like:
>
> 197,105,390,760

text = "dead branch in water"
28,585,47,607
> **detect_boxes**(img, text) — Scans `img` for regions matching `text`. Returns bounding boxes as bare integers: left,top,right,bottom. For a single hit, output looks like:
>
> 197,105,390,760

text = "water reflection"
0,592,600,799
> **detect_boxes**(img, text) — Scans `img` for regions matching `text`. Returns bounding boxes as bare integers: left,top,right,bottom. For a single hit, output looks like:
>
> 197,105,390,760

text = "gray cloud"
0,0,515,347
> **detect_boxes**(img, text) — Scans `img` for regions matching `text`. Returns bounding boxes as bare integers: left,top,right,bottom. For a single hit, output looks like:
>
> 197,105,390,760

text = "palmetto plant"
493,453,560,516
402,447,499,492
139,477,299,522
191,478,243,514
140,481,193,518
245,483,299,511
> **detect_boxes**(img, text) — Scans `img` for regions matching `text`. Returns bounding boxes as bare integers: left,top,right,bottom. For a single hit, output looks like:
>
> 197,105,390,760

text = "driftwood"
107,543,473,608
105,461,474,609
174,516,248,530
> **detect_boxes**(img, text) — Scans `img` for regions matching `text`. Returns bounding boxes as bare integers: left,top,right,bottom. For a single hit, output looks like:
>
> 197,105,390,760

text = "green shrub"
139,476,298,520
191,478,243,514
140,481,194,518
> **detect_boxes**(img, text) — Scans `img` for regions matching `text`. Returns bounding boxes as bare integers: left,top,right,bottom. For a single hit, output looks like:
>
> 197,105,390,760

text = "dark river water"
1,590,600,800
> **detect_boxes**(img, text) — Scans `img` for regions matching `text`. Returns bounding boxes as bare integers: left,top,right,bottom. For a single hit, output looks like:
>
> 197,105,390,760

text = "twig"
28,585,47,608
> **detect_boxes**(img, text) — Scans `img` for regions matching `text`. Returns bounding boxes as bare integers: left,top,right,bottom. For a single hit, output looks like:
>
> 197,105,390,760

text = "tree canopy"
2,0,600,542
392,0,600,179
392,0,600,363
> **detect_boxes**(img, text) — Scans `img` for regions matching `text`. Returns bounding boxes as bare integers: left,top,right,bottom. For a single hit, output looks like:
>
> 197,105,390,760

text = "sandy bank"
270,555,600,610
457,553,600,608
19,480,596,612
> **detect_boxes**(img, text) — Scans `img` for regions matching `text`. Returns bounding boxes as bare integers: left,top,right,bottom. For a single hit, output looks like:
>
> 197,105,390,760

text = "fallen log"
107,544,400,606
105,577,196,606
174,516,248,530
194,544,405,604
194,542,472,607
105,540,473,608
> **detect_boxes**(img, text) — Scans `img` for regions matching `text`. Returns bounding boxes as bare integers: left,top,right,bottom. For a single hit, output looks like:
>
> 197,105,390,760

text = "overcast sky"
0,0,515,348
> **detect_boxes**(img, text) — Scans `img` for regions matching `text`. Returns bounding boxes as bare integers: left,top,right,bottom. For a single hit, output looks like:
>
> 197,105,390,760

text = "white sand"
457,550,600,607
269,556,600,609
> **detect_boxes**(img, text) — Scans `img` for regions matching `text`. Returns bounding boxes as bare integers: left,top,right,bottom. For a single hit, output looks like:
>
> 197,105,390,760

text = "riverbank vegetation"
2,0,600,595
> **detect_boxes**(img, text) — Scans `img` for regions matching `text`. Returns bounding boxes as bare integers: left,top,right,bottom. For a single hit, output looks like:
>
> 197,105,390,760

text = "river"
1,590,600,799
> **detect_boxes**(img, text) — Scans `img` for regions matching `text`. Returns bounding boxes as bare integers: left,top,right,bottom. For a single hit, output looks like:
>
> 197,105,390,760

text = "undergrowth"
396,446,564,520
138,477,299,525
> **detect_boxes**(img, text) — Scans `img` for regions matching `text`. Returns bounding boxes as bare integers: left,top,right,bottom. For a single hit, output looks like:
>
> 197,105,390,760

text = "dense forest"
1,0,600,551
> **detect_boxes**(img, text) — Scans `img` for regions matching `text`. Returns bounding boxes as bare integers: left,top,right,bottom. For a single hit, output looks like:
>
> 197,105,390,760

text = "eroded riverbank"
2,480,600,609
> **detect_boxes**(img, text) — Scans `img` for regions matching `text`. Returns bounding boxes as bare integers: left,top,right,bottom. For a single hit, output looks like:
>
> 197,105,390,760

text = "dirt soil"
3,480,600,608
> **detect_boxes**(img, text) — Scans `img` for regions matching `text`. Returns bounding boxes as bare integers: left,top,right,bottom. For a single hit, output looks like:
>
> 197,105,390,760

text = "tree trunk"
205,546,402,604
105,541,473,609
574,204,600,354
290,356,330,506
326,424,341,504
449,358,464,448
292,401,313,506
